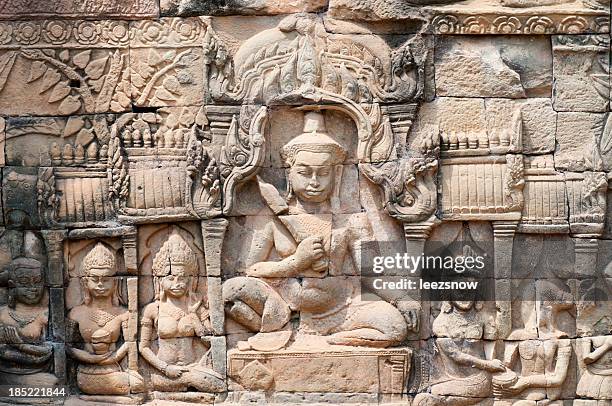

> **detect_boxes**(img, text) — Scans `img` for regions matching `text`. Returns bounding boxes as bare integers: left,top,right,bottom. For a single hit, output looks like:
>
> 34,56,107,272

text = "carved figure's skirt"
432,371,490,398
77,364,131,395
577,369,612,399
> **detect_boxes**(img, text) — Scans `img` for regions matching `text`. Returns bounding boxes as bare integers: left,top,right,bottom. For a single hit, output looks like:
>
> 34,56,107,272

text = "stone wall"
0,0,611,405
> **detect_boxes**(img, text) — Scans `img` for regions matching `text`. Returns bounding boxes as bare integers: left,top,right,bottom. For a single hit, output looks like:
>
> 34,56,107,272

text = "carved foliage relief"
0,1,612,405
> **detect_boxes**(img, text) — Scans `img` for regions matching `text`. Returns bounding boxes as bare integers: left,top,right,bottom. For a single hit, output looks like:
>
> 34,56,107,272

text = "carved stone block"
553,34,610,112
435,36,552,98
0,21,131,116
555,112,606,172
0,0,158,19
228,347,412,393
130,18,207,108
161,0,328,16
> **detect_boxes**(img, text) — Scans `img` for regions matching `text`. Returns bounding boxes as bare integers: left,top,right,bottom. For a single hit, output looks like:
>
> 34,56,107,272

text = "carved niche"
193,13,433,400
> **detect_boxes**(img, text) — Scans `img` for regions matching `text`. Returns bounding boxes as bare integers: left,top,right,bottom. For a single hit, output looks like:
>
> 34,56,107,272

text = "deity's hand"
19,342,53,358
164,364,183,379
294,236,325,271
0,325,23,344
493,376,529,397
89,351,114,364
485,359,506,373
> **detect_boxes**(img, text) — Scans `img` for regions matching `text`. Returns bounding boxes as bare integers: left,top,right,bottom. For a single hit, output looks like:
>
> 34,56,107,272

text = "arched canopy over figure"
139,231,225,397
0,257,57,386
66,243,144,400
223,110,410,350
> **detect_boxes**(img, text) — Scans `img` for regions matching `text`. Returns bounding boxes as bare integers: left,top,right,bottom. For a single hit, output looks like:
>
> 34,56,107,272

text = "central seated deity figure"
223,111,409,350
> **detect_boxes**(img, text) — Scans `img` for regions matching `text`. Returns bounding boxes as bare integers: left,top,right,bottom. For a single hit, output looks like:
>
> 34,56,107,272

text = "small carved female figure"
414,300,505,406
576,335,612,400
139,232,225,395
0,257,57,386
67,243,144,399
492,339,571,405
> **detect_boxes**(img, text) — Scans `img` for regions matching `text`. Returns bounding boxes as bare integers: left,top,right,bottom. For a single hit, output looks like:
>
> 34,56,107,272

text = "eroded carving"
66,243,143,402
139,231,225,401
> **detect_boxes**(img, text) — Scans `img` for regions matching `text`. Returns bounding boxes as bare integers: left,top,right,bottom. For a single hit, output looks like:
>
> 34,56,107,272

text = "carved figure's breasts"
0,306,48,342
589,336,612,370
69,305,124,345
518,339,546,373
157,302,196,339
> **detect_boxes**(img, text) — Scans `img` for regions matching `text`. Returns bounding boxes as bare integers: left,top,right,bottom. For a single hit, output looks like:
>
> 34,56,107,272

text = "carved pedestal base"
64,394,145,406
228,347,412,396
150,391,215,404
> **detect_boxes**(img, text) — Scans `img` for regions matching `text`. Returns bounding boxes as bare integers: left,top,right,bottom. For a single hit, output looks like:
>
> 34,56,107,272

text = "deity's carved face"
11,265,44,305
85,274,115,299
288,151,335,203
160,265,191,298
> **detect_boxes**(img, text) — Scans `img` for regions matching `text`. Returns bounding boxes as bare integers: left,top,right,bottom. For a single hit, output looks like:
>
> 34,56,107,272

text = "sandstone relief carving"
139,230,225,402
0,257,58,387
66,242,143,403
0,1,612,405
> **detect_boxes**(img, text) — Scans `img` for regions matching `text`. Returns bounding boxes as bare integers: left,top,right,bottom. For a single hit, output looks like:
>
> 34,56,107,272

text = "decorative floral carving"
431,13,604,35
73,21,101,45
14,22,41,45
102,21,129,46
171,19,202,42
493,16,522,34
0,23,12,45
138,21,170,45
42,21,71,45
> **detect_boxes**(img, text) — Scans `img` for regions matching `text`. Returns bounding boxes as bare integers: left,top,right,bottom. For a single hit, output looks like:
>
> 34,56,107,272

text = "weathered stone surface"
555,112,605,171
435,36,552,98
553,35,610,112
1,4,612,406
0,0,158,19
329,0,610,36
0,20,131,116
162,0,328,16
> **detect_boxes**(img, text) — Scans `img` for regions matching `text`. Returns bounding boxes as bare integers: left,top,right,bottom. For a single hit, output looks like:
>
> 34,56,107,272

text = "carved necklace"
8,308,37,328
89,308,116,327
162,303,187,320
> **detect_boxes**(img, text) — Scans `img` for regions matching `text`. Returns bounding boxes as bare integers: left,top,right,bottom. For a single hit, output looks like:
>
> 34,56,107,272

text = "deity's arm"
502,341,520,369
13,342,52,357
65,308,106,364
0,343,51,364
246,221,303,278
66,346,111,364
98,342,130,365
437,337,495,371
138,303,168,373
582,337,610,364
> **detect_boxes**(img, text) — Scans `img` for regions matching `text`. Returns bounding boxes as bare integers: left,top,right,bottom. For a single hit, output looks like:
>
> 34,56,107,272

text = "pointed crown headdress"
280,111,347,166
152,232,199,277
82,243,116,276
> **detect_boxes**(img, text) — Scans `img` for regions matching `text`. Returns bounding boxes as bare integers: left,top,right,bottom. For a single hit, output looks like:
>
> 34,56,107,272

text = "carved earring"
7,288,15,309
154,278,164,301
81,279,91,305
285,169,294,203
